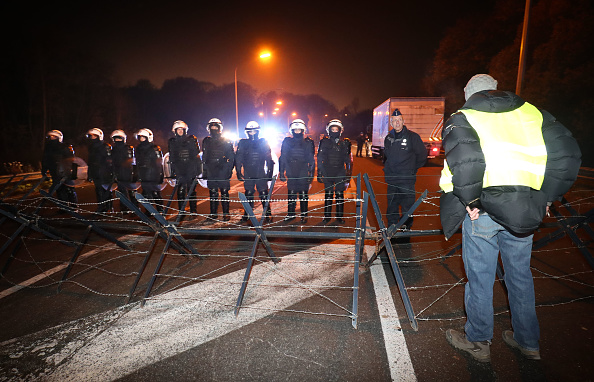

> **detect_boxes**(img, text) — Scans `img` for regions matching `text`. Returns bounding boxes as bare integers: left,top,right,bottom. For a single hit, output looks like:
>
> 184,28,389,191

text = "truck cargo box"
371,97,445,159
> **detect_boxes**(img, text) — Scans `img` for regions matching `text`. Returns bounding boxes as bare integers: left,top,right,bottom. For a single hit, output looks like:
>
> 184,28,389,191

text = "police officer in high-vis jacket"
279,119,315,223
135,128,164,212
317,119,353,224
236,120,274,223
168,120,202,216
202,118,234,221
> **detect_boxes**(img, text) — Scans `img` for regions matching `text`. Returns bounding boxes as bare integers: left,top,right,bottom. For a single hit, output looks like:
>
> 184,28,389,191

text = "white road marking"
369,254,417,381
4,244,355,381
2,225,416,381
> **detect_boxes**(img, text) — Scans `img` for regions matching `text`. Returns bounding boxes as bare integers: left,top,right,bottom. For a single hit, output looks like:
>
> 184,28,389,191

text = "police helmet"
135,128,154,143
207,118,223,133
326,119,344,135
110,129,127,142
289,119,307,133
172,120,188,134
86,128,104,141
46,130,64,143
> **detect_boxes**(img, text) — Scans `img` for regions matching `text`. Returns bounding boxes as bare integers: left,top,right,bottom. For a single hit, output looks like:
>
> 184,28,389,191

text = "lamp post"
235,67,239,138
235,51,272,138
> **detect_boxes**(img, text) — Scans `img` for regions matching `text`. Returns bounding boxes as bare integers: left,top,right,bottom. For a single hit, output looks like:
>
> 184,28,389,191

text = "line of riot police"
41,118,353,224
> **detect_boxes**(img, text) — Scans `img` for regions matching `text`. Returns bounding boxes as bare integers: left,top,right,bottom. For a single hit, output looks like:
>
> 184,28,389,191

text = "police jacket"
168,134,202,179
42,140,75,178
383,126,426,182
201,135,235,180
136,141,163,183
439,90,581,239
317,137,353,180
111,141,135,182
236,137,273,179
87,140,113,183
279,136,315,180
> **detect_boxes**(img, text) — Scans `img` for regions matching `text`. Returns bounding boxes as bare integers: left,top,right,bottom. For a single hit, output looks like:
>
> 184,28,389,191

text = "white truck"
371,97,445,159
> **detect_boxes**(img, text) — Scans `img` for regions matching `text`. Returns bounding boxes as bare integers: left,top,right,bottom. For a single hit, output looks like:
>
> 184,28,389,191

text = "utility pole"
516,0,531,96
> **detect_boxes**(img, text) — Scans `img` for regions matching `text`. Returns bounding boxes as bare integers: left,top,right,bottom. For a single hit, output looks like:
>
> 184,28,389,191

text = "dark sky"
17,0,493,110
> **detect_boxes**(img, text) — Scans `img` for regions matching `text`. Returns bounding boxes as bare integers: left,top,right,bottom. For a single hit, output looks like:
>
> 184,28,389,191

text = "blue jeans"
462,213,540,350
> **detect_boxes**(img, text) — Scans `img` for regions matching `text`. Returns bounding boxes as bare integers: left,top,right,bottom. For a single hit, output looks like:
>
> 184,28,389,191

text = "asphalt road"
1,150,593,381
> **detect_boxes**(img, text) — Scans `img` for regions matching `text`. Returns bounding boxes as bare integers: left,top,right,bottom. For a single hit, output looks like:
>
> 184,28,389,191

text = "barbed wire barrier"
363,173,594,329
0,172,593,332
0,174,369,329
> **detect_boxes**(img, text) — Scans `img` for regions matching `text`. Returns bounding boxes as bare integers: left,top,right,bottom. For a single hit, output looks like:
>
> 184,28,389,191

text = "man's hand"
466,206,480,221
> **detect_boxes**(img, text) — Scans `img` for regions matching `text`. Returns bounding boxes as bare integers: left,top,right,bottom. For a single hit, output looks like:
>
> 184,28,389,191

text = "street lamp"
235,51,272,137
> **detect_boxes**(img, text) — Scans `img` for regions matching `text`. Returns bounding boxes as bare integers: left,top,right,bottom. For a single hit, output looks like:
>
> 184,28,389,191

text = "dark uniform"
135,129,164,212
41,130,78,208
356,132,365,157
86,128,114,213
279,120,315,222
317,120,353,224
111,132,137,211
236,121,274,222
168,121,202,215
383,113,427,228
202,120,234,221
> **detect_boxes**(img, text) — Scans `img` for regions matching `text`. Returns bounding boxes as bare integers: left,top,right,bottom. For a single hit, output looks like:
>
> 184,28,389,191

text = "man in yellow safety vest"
439,74,581,363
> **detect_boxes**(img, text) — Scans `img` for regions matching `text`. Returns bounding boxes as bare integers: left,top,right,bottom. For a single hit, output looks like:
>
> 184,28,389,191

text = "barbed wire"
1,174,593,328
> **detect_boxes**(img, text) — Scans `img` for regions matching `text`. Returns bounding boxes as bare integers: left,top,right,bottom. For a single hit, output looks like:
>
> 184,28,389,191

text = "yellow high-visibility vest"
439,102,547,193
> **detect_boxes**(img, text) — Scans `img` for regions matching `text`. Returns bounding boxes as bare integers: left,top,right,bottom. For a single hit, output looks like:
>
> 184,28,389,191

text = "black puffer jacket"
440,90,581,239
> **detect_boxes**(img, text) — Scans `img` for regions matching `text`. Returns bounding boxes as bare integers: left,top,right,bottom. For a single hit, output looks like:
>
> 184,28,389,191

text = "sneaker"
502,330,541,360
446,329,491,363
336,218,346,224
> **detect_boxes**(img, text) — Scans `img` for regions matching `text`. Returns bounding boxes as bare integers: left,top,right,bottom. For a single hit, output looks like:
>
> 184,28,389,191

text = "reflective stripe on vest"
439,102,546,192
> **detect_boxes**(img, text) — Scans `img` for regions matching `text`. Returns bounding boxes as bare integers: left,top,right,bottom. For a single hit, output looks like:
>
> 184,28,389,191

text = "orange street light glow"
259,52,272,59
276,101,282,105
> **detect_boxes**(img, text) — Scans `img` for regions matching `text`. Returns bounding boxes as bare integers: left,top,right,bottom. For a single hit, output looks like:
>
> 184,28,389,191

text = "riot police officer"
236,121,274,223
110,130,137,211
135,129,164,212
168,120,202,216
317,119,353,224
279,119,315,223
41,130,78,209
86,128,114,213
202,118,234,221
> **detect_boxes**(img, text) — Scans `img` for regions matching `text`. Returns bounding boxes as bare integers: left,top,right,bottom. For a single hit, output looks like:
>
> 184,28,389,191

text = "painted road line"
2,244,355,381
369,252,417,382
